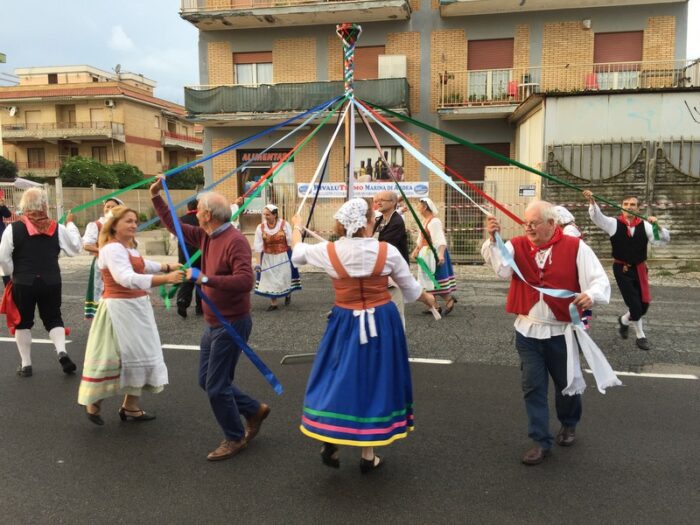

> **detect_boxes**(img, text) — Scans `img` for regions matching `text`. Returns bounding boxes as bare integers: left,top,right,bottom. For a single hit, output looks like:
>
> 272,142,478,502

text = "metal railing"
180,0,365,13
161,130,203,144
439,58,700,109
1,121,125,138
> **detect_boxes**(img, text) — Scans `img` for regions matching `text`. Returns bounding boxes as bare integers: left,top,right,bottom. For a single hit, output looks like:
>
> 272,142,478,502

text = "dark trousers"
177,281,202,312
12,278,64,331
515,332,582,449
199,317,260,441
613,263,649,321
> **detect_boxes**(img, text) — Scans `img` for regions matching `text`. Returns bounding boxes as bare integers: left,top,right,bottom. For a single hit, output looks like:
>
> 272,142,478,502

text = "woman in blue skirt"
291,199,437,473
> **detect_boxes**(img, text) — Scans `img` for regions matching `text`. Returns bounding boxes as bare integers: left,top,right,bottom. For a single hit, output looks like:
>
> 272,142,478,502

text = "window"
27,148,46,169
233,52,273,85
48,73,58,84
154,116,160,129
156,150,162,163
593,31,644,90
92,146,108,163
355,46,385,80
467,39,515,102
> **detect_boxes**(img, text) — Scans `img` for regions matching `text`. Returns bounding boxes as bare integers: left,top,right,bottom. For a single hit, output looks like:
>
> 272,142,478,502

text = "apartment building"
179,0,697,258
0,65,203,179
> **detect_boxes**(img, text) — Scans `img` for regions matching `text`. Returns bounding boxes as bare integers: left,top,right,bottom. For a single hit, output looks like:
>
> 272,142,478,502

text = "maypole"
336,23,362,199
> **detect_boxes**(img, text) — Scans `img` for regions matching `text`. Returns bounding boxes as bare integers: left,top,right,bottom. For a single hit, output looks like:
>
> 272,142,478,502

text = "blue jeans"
515,331,582,449
199,317,260,441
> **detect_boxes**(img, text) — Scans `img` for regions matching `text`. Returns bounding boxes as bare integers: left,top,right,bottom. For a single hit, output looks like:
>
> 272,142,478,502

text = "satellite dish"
114,64,122,74
8,106,17,117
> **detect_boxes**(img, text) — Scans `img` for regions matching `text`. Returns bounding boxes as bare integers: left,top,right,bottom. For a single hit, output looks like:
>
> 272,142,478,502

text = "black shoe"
360,455,384,474
618,317,629,339
86,405,104,426
636,337,651,351
321,443,340,469
58,352,76,374
177,306,188,319
118,407,156,422
16,365,32,377
285,295,291,306
266,305,279,312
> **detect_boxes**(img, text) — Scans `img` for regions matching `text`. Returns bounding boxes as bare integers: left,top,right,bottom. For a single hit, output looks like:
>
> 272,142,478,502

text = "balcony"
179,0,412,30
439,0,682,17
161,130,204,151
438,59,700,119
1,121,126,143
13,158,119,178
185,78,409,124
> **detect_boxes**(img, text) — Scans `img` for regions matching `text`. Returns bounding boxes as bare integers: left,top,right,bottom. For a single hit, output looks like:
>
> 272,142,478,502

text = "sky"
0,0,698,105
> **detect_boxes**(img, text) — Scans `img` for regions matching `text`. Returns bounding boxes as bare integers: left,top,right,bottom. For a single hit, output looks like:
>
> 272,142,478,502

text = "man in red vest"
481,201,610,466
583,191,670,351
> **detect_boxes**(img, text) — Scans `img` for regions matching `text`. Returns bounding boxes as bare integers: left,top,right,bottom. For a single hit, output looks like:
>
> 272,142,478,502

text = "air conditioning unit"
104,99,115,108
378,55,407,79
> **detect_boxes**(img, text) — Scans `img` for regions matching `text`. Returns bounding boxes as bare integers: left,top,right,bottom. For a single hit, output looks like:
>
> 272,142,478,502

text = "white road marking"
584,369,698,380
0,337,72,344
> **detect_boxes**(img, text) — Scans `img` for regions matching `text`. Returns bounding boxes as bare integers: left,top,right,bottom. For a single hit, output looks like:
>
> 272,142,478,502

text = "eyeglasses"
523,220,544,230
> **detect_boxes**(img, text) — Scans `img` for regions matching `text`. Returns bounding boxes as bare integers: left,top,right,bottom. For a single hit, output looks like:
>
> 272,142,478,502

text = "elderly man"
151,178,270,461
0,188,82,377
583,190,670,351
481,201,611,465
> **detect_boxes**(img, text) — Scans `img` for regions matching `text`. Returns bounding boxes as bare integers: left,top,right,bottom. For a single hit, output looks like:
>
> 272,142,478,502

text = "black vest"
610,219,648,265
11,221,61,285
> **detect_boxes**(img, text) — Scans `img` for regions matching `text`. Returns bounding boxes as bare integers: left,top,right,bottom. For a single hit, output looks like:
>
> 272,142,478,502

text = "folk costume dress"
82,217,106,319
78,241,168,406
292,237,423,447
416,217,457,295
253,219,301,298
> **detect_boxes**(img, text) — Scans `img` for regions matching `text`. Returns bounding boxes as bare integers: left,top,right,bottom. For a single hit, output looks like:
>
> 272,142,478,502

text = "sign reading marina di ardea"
297,182,429,199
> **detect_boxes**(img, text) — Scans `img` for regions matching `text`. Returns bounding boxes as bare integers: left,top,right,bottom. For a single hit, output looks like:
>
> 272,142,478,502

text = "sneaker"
16,365,32,377
636,337,651,351
58,352,77,374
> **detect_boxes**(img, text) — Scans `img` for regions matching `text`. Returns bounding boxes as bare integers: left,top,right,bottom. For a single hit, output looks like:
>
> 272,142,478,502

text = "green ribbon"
416,255,440,290
160,249,203,308
366,101,662,240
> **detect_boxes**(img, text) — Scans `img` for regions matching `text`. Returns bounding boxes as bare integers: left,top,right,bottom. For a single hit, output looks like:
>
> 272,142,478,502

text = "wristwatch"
200,274,209,284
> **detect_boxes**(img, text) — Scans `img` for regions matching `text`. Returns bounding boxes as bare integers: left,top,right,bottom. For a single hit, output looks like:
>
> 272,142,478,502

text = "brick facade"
430,29,467,111
327,35,344,81
212,138,238,202
541,22,594,91
386,32,421,115
513,24,530,81
272,38,317,83
643,15,677,87
207,41,234,85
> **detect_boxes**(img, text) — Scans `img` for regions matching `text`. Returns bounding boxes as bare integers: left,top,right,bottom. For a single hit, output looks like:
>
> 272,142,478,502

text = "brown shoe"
245,403,271,443
555,426,576,447
521,446,550,465
206,439,247,461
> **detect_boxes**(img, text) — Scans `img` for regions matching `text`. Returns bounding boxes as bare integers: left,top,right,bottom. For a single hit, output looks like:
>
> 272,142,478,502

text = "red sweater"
505,235,581,322
152,195,253,326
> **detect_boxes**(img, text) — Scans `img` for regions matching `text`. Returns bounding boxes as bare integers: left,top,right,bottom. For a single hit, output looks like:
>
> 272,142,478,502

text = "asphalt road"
0,260,698,524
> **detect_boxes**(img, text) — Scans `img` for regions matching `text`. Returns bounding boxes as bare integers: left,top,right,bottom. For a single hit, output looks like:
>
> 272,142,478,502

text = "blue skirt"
433,249,457,295
300,302,414,447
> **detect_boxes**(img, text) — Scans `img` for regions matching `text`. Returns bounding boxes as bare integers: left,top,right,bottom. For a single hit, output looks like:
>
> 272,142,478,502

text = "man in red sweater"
481,201,610,466
151,177,270,461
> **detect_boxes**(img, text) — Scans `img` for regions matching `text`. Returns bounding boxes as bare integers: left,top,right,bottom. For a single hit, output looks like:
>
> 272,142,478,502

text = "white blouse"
82,217,106,246
588,203,670,245
98,242,162,291
292,237,423,303
253,219,292,253
416,217,447,249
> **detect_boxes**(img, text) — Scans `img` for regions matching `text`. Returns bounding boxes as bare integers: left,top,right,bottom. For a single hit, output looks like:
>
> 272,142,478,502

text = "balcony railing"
179,0,411,29
161,130,204,150
438,59,700,110
1,121,126,141
185,78,409,117
439,0,682,17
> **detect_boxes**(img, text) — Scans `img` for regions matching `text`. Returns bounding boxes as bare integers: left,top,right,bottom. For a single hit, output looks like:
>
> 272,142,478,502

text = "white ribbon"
353,308,377,345
563,324,623,395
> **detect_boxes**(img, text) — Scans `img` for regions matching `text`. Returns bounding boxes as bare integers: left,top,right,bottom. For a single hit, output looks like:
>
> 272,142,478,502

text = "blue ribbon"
494,232,583,326
161,178,283,395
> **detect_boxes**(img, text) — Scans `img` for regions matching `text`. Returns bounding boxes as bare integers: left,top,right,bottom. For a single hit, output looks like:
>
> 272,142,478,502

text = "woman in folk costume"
291,199,437,473
78,206,184,425
410,197,458,315
253,204,301,311
82,197,124,319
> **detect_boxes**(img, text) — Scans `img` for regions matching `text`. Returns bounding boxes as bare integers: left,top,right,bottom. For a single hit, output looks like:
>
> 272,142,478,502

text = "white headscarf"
554,205,575,225
334,198,368,238
420,197,438,215
264,203,278,213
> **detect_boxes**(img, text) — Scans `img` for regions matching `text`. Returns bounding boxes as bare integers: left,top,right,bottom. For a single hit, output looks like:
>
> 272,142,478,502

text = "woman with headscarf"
253,203,301,311
78,205,184,425
411,197,458,315
82,197,124,319
291,198,437,473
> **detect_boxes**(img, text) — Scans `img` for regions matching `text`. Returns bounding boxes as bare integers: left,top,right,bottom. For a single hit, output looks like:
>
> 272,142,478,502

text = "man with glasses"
481,200,611,466
582,190,670,351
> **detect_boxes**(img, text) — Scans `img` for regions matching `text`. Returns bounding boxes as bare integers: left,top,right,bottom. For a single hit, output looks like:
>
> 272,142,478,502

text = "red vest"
505,235,581,322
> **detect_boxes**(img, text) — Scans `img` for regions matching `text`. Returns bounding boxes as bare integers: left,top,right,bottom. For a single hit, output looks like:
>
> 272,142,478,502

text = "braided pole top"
336,23,362,96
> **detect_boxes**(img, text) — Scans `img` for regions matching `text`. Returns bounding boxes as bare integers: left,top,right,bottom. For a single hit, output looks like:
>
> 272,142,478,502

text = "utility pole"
0,52,6,157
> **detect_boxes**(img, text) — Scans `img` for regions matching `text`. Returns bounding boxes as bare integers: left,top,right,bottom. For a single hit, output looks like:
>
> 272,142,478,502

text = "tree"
166,166,204,189
59,156,118,188
0,156,18,179
110,162,144,188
